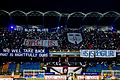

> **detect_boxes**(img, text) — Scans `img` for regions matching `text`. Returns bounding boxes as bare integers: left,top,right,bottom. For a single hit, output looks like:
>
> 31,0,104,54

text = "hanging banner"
0,49,49,57
23,39,58,47
67,33,82,44
80,50,116,58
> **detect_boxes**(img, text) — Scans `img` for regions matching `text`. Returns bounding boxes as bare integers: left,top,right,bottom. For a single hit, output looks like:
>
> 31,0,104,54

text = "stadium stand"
20,62,40,72
0,11,120,79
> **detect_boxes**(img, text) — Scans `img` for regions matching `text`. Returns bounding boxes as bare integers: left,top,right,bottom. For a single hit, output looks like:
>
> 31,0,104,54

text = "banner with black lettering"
23,39,58,47
0,48,50,57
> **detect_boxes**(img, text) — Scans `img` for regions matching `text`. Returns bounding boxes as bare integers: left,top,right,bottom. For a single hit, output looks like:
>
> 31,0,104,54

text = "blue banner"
81,72,99,75
80,50,116,58
15,26,62,33
24,73,45,78
45,72,55,75
117,52,120,57
0,48,50,57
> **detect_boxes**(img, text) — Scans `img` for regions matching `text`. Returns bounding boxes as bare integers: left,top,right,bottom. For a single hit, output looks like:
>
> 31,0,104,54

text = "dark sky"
0,0,120,13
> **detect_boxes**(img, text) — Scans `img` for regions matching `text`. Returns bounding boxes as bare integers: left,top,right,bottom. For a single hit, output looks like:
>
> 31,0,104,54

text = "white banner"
85,76,99,79
67,33,82,44
50,67,82,74
95,50,116,58
23,39,58,47
80,50,116,58
45,75,66,80
44,75,99,80
0,78,13,80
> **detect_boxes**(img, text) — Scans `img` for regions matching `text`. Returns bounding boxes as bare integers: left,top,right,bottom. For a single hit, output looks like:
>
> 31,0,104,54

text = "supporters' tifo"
0,10,120,80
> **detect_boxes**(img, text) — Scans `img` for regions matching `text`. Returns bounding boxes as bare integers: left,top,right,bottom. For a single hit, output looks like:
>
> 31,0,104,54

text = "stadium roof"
0,10,120,30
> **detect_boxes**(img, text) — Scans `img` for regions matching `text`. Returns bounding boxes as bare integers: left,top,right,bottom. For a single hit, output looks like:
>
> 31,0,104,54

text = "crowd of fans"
0,27,120,50
81,30,120,50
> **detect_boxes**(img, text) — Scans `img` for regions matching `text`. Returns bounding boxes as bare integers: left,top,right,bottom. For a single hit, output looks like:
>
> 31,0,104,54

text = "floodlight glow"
8,24,15,31
57,26,60,29
11,26,14,29
111,26,115,31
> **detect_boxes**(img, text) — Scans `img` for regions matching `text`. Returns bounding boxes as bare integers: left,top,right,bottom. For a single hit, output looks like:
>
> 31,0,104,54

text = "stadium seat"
8,62,16,72
112,65,120,70
86,63,108,73
20,62,40,72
